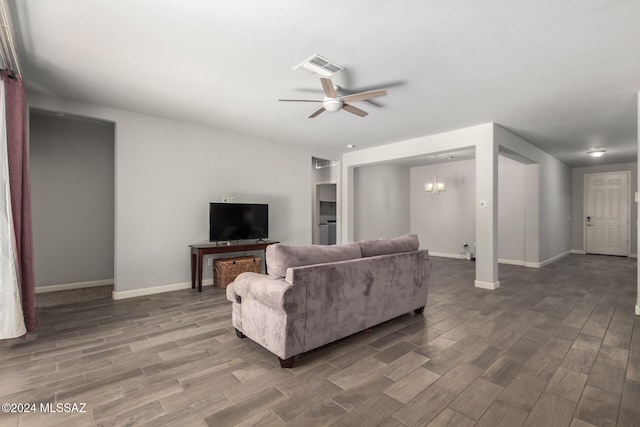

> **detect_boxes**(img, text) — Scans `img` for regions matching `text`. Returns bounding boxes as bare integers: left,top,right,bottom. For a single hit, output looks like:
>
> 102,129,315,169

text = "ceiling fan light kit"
323,98,343,112
279,77,388,118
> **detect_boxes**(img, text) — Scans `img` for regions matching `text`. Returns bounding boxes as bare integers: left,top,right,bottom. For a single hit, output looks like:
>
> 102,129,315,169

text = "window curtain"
0,70,37,338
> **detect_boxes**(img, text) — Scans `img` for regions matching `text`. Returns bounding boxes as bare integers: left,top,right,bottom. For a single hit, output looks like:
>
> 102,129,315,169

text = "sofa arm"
226,272,306,314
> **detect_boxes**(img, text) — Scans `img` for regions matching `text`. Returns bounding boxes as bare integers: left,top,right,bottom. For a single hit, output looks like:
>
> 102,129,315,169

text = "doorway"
584,171,630,256
316,183,337,245
30,109,115,296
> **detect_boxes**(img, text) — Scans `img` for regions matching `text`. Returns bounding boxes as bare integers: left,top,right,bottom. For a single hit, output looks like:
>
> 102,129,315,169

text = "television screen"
209,203,268,242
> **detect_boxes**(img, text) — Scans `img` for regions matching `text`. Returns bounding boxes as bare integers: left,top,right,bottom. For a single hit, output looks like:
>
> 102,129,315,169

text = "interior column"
475,134,500,289
636,91,640,315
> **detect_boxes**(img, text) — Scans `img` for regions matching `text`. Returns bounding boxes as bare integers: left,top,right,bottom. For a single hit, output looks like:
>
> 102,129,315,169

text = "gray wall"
571,162,637,254
30,93,320,296
495,125,572,263
30,112,115,286
410,156,528,262
498,157,526,262
410,159,475,256
354,163,410,240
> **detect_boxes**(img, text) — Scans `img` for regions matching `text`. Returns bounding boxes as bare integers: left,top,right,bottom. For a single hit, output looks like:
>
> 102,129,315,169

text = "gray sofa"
225,234,431,368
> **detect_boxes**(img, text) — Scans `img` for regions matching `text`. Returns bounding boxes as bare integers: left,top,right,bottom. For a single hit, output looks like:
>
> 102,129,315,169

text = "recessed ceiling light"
347,144,356,149
587,148,606,158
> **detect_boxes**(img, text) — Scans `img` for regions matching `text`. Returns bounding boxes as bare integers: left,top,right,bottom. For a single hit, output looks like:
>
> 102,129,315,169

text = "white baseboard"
498,258,525,266
475,280,500,290
429,252,464,259
112,279,213,300
36,279,113,294
430,251,572,269
570,249,636,258
538,250,571,268
636,305,640,316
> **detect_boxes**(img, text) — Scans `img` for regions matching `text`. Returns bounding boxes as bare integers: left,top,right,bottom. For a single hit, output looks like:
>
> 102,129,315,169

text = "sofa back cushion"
266,242,362,279
359,233,419,257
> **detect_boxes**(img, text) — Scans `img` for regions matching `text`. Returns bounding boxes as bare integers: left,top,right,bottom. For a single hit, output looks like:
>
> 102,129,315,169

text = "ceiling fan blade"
278,98,322,102
341,89,387,103
320,78,337,98
342,104,368,117
309,106,326,118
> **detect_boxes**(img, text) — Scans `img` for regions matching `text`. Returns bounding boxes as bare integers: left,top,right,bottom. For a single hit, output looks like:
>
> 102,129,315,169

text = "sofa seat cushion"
267,242,362,279
359,233,419,257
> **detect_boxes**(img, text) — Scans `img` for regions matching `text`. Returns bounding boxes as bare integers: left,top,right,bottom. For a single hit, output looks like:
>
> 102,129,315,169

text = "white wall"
342,123,499,286
494,125,572,264
342,124,487,243
499,156,525,263
354,163,410,240
410,159,475,256
410,156,527,264
30,112,114,287
29,93,316,297
571,162,637,254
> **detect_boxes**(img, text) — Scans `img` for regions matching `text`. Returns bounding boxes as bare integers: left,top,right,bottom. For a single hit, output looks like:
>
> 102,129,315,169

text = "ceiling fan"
278,78,388,118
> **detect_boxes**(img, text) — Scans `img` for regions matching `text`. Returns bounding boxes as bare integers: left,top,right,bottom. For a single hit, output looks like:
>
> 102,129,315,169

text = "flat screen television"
209,202,269,242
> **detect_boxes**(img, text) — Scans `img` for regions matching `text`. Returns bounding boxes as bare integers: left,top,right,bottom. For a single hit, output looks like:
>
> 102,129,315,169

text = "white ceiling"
6,0,640,167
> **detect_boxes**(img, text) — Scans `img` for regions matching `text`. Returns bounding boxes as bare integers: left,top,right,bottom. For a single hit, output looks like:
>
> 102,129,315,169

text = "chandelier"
424,155,446,194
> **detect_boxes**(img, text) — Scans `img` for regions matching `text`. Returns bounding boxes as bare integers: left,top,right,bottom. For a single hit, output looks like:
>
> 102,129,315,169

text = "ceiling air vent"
293,54,344,77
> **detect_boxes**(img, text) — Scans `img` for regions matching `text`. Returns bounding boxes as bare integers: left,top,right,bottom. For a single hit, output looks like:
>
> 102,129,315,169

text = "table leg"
198,251,204,292
191,251,196,289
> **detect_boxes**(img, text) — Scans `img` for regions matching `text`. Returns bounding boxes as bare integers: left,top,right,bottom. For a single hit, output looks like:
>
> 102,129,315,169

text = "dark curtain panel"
2,70,38,332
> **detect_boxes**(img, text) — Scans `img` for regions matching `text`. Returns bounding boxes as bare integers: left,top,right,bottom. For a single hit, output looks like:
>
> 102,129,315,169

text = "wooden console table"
189,240,278,292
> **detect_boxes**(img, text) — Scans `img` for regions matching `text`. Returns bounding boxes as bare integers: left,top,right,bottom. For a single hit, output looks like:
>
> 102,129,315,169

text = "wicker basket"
213,256,262,288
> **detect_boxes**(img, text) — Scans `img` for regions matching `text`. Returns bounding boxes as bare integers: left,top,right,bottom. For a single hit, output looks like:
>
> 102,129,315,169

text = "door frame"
583,171,631,256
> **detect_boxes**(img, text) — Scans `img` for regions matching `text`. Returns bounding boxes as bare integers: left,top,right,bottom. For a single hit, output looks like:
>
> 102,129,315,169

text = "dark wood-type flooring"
1,255,638,426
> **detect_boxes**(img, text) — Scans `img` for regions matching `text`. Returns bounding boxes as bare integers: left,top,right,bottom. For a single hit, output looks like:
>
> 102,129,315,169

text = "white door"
585,172,629,256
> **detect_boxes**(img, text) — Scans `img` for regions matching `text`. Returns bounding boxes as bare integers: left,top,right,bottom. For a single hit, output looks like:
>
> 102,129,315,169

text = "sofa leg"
278,356,295,368
414,306,425,315
235,328,245,339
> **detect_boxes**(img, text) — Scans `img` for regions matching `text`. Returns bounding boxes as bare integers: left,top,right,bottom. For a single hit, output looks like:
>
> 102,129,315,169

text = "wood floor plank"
0,255,636,427
499,374,547,411
379,350,429,381
331,374,393,411
480,356,523,387
476,400,529,427
426,407,475,427
448,378,505,420
281,398,347,427
327,357,386,389
433,362,484,395
383,366,440,403
203,387,286,427
329,394,402,427
574,385,620,427
523,392,577,427
545,366,588,401
392,385,456,426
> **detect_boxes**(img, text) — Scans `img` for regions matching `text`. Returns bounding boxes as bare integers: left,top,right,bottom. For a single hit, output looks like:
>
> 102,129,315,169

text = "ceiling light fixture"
587,148,606,158
424,154,446,194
